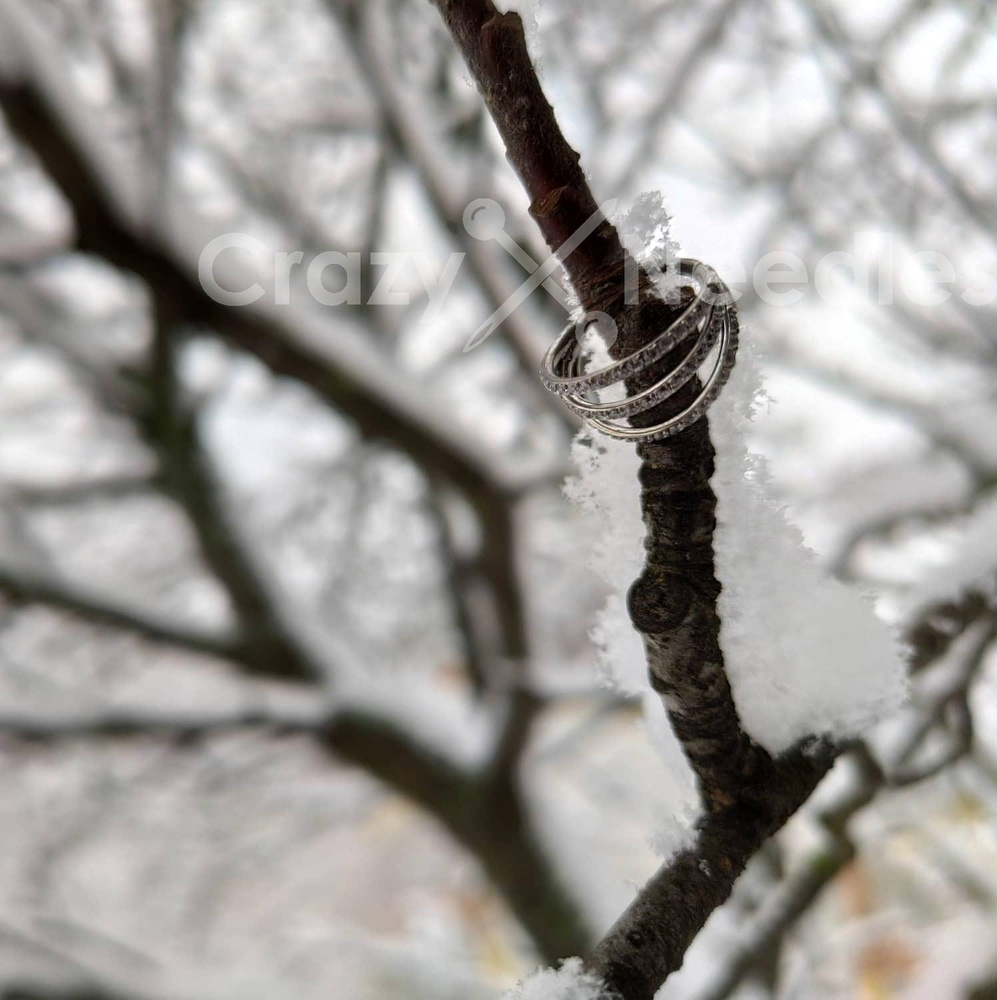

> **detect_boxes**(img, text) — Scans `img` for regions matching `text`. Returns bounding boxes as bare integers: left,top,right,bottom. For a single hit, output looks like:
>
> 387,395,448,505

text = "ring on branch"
539,258,739,441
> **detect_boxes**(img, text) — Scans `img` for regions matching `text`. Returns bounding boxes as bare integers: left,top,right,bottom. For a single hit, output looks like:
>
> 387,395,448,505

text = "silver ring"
538,258,738,442
540,258,722,395
574,305,737,441
560,303,723,421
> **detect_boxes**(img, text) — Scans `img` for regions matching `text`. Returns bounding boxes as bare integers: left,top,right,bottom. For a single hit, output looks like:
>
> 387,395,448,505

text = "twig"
0,562,243,662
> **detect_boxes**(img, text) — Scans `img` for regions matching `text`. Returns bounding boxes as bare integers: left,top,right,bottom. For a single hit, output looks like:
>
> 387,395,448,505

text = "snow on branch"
503,959,613,1000
710,345,907,752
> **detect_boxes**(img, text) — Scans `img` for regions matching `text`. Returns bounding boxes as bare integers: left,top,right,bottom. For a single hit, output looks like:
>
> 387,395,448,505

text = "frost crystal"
617,191,679,266
518,0,545,79
504,959,612,1000
563,321,647,692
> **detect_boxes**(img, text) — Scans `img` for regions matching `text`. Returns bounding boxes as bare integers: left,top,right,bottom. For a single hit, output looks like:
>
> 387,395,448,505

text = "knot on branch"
627,572,691,634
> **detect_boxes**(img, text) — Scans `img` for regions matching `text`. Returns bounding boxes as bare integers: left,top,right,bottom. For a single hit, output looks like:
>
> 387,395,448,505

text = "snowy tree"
0,1,994,999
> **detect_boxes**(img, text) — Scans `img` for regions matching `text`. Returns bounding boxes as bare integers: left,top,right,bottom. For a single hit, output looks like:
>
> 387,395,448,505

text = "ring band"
539,258,738,442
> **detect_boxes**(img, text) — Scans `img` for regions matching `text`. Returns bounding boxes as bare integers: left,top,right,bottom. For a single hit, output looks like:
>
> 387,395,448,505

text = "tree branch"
327,703,593,962
0,562,243,662
0,60,590,964
0,71,539,694
330,0,579,401
588,742,834,1000
0,704,327,742
428,0,770,823
694,608,997,999
692,745,882,1000
422,5,944,997
428,1,625,304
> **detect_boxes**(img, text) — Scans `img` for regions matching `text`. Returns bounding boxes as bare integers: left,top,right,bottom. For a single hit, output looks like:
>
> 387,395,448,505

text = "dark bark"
589,743,834,1000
